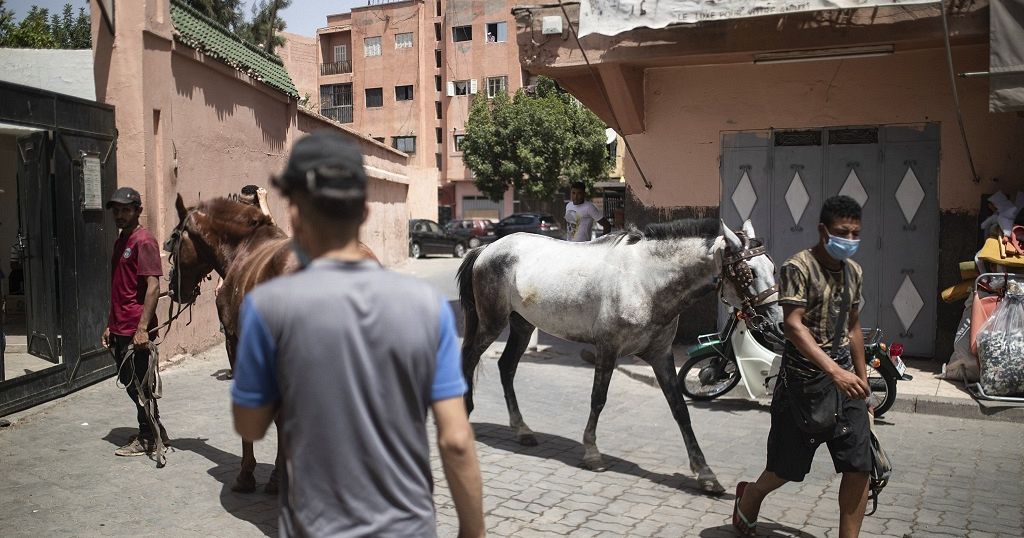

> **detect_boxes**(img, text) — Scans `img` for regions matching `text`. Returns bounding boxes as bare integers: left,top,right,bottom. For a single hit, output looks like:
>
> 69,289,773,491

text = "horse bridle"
719,233,779,333
159,211,200,338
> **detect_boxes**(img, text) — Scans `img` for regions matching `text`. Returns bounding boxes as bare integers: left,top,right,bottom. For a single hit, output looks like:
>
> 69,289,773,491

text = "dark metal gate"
0,81,118,416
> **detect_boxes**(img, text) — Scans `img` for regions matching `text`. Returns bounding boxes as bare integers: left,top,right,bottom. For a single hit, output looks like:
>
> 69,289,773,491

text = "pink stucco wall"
92,0,414,356
277,32,318,103
630,44,1024,210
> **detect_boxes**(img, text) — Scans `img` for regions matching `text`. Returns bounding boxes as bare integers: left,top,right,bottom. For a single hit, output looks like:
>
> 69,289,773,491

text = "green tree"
0,2,90,49
186,0,244,32
0,5,57,48
49,3,90,48
237,0,290,54
462,76,611,202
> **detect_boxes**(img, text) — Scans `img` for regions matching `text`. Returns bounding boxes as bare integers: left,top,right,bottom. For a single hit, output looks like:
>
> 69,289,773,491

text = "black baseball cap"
273,131,367,200
106,187,142,208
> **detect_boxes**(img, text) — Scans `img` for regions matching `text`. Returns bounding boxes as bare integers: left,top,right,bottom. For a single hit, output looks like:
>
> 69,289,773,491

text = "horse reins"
160,213,201,341
116,342,166,467
720,232,779,332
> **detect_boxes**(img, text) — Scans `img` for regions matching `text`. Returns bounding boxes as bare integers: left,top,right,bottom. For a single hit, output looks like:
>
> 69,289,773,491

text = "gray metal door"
721,124,940,357
879,125,940,357
720,131,770,240
823,128,882,331
771,130,824,263
16,132,60,364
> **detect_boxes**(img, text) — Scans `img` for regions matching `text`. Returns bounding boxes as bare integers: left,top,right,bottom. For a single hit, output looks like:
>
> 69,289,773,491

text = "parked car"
409,219,468,258
494,213,562,239
445,218,497,248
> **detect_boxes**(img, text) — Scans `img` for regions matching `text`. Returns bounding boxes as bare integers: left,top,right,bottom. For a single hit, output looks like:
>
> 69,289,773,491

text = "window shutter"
470,78,478,94
447,81,455,96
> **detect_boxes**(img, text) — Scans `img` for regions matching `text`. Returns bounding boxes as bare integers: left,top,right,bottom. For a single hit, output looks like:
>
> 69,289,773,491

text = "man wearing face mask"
734,195,871,538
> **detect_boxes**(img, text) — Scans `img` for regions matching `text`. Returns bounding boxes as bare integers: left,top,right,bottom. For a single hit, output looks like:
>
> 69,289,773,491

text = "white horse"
457,219,781,494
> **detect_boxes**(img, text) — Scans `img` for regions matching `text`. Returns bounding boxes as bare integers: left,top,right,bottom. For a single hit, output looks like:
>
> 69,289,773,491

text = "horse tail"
456,246,483,319
456,247,484,385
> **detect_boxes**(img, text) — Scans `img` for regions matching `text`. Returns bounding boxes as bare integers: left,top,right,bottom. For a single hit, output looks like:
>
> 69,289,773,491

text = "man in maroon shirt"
102,187,167,457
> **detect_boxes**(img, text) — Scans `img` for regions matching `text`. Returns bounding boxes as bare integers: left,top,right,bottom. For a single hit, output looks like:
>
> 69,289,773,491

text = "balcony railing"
320,61,352,76
321,106,354,124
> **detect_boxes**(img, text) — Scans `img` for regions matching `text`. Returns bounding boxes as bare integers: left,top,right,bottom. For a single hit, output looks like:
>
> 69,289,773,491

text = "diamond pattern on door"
895,167,925,224
732,171,757,221
892,275,924,332
838,169,869,206
785,171,809,225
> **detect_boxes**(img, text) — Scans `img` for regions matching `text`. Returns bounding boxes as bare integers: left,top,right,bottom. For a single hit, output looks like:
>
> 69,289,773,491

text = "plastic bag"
940,295,979,382
976,280,1024,396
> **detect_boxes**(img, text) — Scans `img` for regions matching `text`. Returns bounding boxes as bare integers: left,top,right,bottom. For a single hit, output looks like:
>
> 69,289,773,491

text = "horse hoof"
232,474,257,493
699,478,726,496
582,457,608,472
518,434,538,446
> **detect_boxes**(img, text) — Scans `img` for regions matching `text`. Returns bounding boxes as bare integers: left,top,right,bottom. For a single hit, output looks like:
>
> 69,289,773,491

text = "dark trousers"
111,334,160,438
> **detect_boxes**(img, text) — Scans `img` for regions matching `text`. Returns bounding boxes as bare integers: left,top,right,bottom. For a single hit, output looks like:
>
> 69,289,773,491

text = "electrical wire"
940,0,980,183
557,0,652,190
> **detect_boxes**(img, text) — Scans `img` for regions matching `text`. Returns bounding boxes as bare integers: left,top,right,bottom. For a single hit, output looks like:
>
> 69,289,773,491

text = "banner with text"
579,0,939,37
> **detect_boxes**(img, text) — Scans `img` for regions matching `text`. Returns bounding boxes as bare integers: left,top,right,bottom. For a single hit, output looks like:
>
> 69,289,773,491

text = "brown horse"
166,194,376,493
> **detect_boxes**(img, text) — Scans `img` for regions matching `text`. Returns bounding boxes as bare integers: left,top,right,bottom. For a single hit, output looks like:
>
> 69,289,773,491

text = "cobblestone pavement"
1,340,1022,537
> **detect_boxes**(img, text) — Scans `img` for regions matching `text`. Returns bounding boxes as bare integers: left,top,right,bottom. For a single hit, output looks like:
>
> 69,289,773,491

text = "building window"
393,136,416,154
435,0,441,17
333,44,348,63
364,36,382,57
395,85,414,101
435,49,442,68
435,75,442,92
449,79,475,96
365,87,383,108
452,25,472,43
435,127,443,144
454,134,466,152
435,101,442,119
485,22,507,43
373,136,385,143
434,22,442,41
486,76,507,98
436,152,443,170
395,32,413,49
320,83,353,123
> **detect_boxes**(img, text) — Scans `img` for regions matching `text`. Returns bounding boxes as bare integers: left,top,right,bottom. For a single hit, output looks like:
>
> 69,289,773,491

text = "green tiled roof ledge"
170,0,299,98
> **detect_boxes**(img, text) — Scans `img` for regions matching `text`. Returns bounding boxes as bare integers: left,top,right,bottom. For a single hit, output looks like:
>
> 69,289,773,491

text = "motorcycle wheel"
678,354,741,401
866,361,898,417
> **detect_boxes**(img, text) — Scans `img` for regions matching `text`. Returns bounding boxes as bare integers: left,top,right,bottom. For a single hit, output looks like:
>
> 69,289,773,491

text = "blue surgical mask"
291,241,313,269
825,234,860,260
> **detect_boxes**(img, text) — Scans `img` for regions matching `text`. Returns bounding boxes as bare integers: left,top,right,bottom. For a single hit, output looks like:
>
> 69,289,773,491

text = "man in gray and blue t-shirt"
231,131,485,538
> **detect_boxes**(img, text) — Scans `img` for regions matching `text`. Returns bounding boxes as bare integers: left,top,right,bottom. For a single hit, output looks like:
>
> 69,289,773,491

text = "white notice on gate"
579,0,940,37
82,154,102,210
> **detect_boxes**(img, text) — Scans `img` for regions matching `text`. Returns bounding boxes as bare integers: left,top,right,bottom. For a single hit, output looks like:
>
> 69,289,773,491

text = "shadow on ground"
472,422,731,499
701,522,818,537
103,428,278,536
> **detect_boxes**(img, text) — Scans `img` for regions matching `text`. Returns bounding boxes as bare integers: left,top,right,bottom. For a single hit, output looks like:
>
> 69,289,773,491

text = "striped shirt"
778,249,863,354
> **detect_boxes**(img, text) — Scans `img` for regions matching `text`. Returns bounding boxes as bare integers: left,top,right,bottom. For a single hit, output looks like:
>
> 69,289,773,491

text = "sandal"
733,481,757,536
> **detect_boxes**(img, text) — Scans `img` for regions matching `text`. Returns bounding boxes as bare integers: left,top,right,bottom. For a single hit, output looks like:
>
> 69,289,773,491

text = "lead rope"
116,343,166,467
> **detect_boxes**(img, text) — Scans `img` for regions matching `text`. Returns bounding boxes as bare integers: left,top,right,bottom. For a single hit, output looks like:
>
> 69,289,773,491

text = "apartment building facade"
316,0,525,221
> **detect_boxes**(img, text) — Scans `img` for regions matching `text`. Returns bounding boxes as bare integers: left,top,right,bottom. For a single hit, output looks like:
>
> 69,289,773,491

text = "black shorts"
766,387,872,482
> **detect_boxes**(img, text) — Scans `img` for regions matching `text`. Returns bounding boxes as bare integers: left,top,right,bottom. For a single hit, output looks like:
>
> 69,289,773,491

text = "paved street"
0,257,1021,537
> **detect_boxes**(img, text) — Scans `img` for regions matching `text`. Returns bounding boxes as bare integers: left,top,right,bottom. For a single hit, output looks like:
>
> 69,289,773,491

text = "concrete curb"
616,364,1024,424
